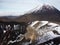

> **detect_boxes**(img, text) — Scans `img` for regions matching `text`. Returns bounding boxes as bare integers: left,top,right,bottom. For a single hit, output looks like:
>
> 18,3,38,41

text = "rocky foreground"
0,21,60,45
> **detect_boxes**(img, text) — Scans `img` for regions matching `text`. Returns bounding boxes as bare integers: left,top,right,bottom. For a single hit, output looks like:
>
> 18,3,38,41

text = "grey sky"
0,0,60,16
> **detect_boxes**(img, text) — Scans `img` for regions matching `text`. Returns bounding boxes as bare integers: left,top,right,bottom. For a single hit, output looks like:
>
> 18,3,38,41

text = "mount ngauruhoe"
0,4,60,23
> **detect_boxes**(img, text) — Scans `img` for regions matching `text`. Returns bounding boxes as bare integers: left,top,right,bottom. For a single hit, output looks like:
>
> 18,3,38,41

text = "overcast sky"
0,0,60,16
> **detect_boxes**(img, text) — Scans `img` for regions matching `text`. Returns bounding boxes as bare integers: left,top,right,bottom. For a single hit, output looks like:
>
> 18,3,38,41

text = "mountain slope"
14,4,60,23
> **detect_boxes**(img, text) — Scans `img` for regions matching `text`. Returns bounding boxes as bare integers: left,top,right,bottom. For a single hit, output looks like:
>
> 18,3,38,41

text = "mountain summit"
30,4,55,13
29,4,60,14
